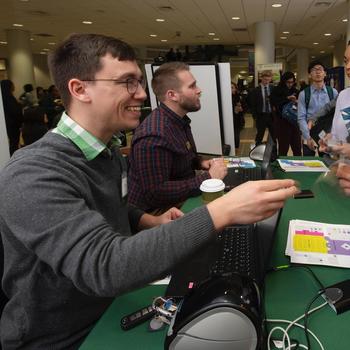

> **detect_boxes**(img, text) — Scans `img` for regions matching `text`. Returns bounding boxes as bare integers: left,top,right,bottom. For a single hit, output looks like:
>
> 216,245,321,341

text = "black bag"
281,102,298,126
310,106,335,143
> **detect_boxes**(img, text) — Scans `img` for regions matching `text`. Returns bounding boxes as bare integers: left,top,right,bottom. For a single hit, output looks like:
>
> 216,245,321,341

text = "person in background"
19,83,36,109
36,86,46,104
40,84,64,128
128,62,227,213
231,82,245,150
271,72,301,156
0,33,298,349
299,80,308,91
319,41,350,154
21,106,48,146
0,79,23,155
249,70,274,145
297,60,338,156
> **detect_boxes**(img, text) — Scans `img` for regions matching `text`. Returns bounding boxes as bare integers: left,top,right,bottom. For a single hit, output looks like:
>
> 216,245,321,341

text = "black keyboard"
224,167,262,190
211,225,258,280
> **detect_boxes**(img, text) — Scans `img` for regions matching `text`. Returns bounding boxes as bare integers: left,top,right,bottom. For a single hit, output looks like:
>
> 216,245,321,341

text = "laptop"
165,209,281,298
224,135,276,190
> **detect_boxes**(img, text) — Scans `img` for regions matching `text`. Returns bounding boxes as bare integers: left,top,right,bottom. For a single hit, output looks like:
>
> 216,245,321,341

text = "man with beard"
128,62,227,212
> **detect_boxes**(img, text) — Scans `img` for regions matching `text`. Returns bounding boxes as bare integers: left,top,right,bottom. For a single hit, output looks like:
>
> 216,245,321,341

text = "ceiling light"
150,34,157,37
232,17,240,20
39,52,47,55
320,50,325,53
30,38,34,41
0,41,7,45
240,70,247,74
311,55,315,58
342,19,348,22
156,18,165,22
313,42,319,45
280,36,287,39
13,23,23,27
324,33,332,36
208,32,215,36
42,48,50,51
282,31,290,34
48,42,56,45
82,21,93,24
272,3,282,7
213,38,220,41
161,39,168,42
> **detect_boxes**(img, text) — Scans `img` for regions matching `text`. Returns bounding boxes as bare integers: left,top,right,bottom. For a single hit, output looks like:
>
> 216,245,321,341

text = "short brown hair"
260,70,272,78
151,62,189,102
48,33,136,110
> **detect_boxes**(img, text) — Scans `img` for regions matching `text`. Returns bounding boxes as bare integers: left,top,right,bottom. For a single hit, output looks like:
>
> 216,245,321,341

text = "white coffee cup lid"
200,179,225,192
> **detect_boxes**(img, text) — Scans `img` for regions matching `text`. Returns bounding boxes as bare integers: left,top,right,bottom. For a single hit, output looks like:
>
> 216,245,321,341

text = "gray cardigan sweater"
0,132,215,349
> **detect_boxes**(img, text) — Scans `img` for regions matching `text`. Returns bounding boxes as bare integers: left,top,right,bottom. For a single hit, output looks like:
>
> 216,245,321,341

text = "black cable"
290,264,325,291
267,264,325,290
303,290,324,350
267,264,326,349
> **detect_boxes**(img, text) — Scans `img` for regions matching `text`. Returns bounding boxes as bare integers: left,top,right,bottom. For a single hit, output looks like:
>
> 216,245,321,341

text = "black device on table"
224,135,276,191
164,210,281,349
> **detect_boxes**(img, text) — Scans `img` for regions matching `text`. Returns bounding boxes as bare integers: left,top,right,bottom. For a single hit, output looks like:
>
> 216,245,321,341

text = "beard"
178,96,201,113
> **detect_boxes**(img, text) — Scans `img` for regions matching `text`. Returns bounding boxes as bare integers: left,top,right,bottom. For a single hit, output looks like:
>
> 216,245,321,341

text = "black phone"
294,189,314,199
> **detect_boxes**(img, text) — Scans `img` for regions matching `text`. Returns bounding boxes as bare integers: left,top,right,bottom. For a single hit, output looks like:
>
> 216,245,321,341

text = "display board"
0,86,10,169
145,63,235,155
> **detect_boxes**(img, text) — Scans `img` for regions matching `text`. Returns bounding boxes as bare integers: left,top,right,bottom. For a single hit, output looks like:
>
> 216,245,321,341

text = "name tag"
121,172,128,198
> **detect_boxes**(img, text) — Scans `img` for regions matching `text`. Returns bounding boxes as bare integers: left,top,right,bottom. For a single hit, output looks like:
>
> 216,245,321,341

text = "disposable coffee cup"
200,179,225,204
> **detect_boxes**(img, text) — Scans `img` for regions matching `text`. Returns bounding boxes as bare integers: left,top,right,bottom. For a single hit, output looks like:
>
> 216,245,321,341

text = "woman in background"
1,79,23,155
271,72,301,156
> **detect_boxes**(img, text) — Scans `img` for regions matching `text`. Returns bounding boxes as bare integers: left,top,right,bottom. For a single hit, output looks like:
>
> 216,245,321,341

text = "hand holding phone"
294,189,314,199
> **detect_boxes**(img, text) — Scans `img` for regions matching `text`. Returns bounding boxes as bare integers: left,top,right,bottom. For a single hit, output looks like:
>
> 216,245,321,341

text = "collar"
311,84,327,93
52,112,122,160
159,102,191,126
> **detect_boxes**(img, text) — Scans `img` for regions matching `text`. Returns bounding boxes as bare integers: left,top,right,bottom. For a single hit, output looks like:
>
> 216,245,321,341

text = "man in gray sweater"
0,33,298,349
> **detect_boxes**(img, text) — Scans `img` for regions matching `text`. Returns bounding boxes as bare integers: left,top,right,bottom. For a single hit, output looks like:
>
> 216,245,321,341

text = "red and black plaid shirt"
128,103,209,212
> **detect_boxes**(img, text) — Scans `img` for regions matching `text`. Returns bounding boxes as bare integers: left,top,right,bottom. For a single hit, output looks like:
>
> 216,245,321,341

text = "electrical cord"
303,291,325,349
266,264,327,349
266,301,327,350
268,264,325,291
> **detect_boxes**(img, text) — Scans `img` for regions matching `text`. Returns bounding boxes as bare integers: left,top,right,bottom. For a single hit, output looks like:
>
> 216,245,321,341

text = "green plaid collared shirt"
52,112,122,160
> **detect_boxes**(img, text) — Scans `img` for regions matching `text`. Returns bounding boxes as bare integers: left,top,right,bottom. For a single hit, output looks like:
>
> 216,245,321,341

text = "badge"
121,171,128,198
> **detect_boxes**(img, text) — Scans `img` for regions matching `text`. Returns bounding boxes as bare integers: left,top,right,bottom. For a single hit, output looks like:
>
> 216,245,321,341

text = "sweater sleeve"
0,155,216,298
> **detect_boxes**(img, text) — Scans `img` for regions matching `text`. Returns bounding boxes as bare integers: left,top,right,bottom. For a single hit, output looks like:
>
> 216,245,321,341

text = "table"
80,160,350,349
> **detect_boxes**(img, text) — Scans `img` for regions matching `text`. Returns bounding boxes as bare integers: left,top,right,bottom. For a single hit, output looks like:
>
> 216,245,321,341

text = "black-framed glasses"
82,77,146,94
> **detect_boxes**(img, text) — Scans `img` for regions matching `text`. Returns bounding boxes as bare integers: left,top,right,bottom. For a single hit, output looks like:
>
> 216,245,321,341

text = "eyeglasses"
82,77,146,94
311,67,325,73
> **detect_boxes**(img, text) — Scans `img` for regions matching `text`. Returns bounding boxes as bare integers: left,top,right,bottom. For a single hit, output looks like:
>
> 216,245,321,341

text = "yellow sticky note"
303,161,323,167
293,235,328,253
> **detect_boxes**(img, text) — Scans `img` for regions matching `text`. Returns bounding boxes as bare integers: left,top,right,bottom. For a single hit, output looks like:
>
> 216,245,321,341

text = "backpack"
281,101,298,126
304,85,334,111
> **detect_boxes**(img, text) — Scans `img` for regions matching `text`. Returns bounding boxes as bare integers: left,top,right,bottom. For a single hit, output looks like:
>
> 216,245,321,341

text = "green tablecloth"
81,161,350,349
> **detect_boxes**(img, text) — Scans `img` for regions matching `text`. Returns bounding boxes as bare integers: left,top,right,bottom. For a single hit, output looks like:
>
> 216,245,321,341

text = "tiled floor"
236,113,256,157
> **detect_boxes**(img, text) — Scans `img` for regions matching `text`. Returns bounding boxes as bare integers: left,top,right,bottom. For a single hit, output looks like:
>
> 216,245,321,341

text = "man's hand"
206,179,299,231
200,159,211,170
138,208,184,229
208,158,228,179
306,138,317,151
287,95,297,102
336,163,350,196
328,143,350,158
318,133,331,153
307,120,314,130
156,207,184,225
